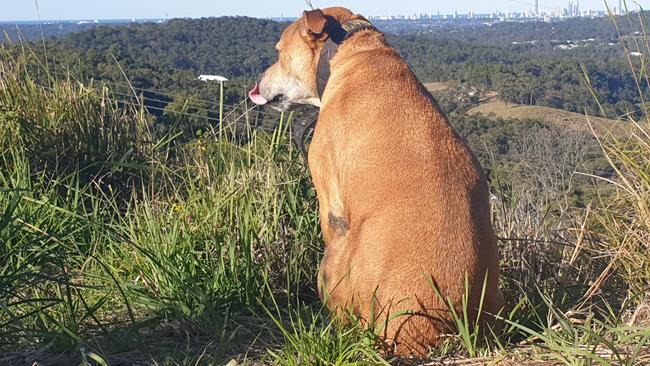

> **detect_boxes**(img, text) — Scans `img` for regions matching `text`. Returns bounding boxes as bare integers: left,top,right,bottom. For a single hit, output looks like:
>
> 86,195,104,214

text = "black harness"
292,19,378,160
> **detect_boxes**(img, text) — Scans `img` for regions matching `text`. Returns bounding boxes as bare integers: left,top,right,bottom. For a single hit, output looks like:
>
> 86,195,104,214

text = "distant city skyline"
1,0,647,21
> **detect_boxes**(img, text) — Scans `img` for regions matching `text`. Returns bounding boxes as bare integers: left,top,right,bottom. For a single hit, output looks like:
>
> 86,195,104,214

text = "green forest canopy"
10,15,649,119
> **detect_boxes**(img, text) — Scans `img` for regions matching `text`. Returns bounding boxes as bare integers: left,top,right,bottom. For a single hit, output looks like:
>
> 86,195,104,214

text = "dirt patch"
424,81,458,93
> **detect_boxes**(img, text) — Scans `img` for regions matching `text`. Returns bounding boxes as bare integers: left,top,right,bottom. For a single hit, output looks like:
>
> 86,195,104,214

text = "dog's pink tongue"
249,83,268,105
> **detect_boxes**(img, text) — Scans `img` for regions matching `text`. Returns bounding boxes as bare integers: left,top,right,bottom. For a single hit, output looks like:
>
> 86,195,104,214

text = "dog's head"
249,7,361,111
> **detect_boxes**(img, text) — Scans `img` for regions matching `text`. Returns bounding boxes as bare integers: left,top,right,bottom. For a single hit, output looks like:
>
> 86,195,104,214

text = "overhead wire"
48,74,281,123
49,70,224,108
41,70,285,121
101,88,273,121
48,70,286,119
33,83,282,134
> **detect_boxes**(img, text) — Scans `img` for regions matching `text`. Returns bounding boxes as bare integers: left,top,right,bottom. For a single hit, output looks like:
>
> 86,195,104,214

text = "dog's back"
309,28,504,356
249,7,505,356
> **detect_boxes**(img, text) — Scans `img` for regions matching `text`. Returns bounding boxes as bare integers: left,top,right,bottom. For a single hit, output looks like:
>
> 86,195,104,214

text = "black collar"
292,19,378,161
316,19,378,99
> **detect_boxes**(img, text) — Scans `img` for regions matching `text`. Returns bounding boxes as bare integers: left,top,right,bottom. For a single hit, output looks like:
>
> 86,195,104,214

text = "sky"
1,0,647,21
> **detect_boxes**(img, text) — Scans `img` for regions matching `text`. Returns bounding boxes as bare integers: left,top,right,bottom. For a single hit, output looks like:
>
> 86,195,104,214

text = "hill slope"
467,98,626,134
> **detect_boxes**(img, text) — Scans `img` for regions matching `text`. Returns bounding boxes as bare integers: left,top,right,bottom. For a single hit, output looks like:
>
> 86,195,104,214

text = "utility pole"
198,75,229,140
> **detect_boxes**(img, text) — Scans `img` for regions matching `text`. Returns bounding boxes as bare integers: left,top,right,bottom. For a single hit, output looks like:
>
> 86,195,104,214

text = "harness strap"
291,109,319,160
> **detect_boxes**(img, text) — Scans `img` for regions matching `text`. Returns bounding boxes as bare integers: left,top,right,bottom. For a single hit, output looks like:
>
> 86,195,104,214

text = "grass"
1,4,650,364
0,44,322,363
263,302,387,366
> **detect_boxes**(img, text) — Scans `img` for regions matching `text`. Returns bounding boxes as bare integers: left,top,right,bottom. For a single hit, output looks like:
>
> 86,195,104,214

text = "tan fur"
254,7,505,356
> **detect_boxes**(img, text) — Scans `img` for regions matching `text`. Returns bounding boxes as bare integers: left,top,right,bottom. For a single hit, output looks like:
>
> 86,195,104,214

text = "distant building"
368,3,611,25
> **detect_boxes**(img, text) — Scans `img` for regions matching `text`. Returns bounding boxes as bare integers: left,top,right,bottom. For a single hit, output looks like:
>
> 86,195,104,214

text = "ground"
466,98,624,134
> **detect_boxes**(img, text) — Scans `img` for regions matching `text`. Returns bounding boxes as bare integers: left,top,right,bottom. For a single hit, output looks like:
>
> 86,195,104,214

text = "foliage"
0,49,152,192
5,14,650,127
0,50,321,362
1,8,650,366
264,302,387,366
592,123,650,296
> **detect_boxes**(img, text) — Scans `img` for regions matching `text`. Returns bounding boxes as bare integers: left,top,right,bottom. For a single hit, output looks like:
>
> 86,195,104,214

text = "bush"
0,48,152,192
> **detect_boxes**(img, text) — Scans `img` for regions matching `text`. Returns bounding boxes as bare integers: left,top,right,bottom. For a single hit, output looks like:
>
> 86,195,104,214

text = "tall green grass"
0,45,323,362
2,5,650,363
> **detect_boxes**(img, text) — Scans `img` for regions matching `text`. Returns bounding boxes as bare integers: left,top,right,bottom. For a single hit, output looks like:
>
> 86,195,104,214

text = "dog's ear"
303,9,328,36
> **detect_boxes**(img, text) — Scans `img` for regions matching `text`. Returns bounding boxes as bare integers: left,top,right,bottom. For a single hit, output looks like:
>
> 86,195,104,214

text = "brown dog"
250,7,505,356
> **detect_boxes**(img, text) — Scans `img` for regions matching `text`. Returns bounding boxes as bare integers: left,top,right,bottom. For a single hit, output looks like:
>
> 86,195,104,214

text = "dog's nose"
249,83,268,105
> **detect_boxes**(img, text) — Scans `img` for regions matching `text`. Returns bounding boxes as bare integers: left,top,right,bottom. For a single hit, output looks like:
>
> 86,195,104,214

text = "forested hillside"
50,18,280,81
18,15,644,121
38,18,282,104
392,34,638,116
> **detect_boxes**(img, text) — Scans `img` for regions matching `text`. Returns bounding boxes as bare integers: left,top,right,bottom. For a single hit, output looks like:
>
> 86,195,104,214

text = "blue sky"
1,0,646,21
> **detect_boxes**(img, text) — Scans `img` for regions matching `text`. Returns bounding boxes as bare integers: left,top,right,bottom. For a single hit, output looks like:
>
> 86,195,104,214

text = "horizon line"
0,4,621,24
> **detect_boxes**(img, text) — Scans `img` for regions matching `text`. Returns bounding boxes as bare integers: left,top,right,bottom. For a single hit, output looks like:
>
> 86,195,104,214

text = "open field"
467,98,629,135
423,81,458,93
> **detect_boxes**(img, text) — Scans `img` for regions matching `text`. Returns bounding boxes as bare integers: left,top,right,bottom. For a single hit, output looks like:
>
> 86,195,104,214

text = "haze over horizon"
1,0,646,21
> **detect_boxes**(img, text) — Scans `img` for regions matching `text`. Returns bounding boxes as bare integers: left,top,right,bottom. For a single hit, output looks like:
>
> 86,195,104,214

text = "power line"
33,83,282,134
55,73,281,118
104,88,274,121
39,71,284,121
48,70,284,120
50,71,225,109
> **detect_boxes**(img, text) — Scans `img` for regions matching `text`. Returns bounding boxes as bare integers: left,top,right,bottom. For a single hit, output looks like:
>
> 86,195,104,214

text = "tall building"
568,0,579,17
535,0,539,15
